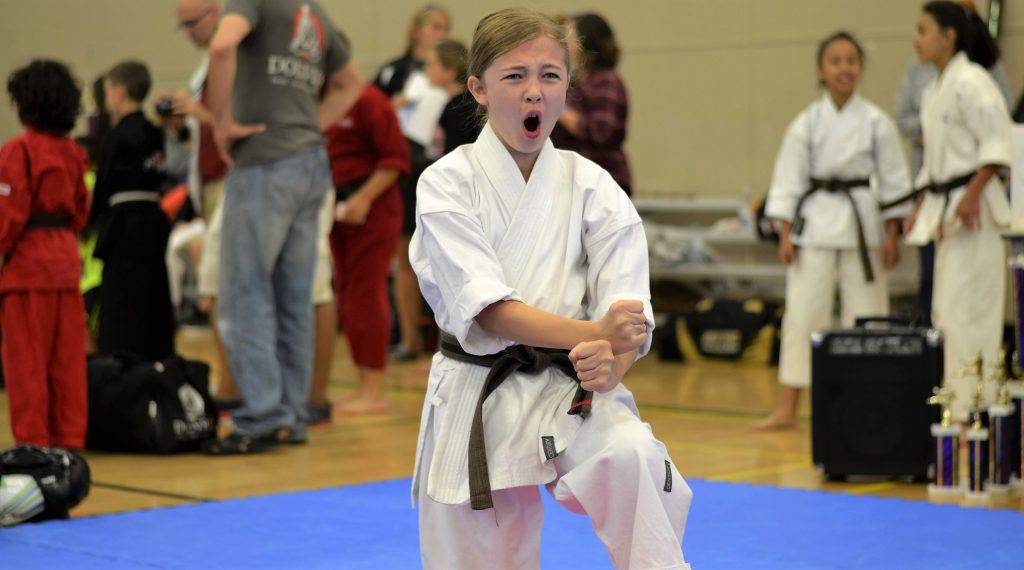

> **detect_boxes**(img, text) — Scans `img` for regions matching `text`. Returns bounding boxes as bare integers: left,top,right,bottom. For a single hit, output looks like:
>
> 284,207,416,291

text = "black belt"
438,331,592,511
335,176,370,201
25,213,71,229
878,172,975,211
792,178,875,282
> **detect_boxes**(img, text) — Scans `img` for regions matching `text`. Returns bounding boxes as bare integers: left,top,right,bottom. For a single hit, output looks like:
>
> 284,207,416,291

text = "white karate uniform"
904,52,1013,420
766,93,912,388
410,123,692,569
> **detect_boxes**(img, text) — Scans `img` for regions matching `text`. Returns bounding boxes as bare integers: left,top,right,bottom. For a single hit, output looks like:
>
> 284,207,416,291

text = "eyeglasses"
178,9,212,31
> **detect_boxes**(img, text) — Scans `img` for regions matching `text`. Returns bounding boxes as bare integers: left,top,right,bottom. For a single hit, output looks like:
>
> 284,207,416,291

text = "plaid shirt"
565,68,631,192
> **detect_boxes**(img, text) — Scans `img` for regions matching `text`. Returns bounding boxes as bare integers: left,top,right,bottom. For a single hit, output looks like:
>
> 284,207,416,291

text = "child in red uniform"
320,80,411,415
0,60,91,448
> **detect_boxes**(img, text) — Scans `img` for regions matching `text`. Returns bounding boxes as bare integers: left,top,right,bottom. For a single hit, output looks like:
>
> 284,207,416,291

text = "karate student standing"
905,1,1013,421
755,31,912,431
0,60,91,448
409,9,691,569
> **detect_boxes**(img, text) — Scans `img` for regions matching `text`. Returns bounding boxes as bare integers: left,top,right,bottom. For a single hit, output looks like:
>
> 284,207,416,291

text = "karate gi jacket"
905,52,1012,245
409,123,653,505
766,93,912,249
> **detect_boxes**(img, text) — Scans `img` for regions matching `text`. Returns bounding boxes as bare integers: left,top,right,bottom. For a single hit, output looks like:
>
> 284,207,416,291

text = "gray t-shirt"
224,0,349,167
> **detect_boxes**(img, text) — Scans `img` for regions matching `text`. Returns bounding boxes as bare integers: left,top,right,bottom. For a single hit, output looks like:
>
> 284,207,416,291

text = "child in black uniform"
424,39,481,155
90,61,174,361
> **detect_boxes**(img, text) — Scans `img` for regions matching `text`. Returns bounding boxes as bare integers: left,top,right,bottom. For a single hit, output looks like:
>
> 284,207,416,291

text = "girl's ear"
941,26,957,51
468,75,487,106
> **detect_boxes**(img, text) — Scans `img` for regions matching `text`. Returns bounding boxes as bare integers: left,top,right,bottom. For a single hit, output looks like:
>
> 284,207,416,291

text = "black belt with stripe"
792,177,874,282
437,331,592,511
25,213,71,229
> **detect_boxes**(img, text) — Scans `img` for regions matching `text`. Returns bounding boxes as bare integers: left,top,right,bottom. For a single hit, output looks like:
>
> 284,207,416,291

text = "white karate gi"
410,123,692,569
904,52,1013,420
766,93,912,388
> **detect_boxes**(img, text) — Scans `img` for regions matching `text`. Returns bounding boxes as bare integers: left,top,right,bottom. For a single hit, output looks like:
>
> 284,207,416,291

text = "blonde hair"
406,4,451,54
433,39,469,84
468,8,572,82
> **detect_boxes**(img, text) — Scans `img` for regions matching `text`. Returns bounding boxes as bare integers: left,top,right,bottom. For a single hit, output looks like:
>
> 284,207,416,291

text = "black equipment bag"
86,353,218,454
0,444,91,522
658,298,781,365
811,317,942,480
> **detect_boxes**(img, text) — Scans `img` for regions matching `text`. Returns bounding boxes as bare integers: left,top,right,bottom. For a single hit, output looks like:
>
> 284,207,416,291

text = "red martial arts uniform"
325,85,410,370
0,129,90,448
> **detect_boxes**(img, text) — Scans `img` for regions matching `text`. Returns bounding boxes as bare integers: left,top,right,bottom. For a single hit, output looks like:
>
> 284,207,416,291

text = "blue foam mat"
2,478,1023,569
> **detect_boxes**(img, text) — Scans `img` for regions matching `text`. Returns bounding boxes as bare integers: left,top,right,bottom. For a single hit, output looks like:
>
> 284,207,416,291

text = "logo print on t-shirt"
289,4,324,63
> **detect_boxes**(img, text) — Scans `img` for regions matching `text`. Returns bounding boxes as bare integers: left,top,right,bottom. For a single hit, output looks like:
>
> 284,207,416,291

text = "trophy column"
988,356,1015,495
1003,239,1024,495
927,387,962,500
962,355,990,503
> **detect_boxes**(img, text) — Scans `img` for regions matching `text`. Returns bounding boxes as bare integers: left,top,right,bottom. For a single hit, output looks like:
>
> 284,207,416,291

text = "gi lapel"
474,123,564,285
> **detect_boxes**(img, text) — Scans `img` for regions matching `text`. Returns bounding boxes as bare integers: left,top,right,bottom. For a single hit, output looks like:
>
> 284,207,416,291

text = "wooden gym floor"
1,326,1021,517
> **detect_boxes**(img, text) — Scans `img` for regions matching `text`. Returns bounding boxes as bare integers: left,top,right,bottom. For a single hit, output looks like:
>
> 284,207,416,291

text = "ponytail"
922,1,999,68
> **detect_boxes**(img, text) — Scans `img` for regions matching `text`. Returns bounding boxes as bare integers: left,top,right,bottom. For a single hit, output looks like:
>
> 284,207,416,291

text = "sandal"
265,426,308,446
203,432,272,455
307,401,333,426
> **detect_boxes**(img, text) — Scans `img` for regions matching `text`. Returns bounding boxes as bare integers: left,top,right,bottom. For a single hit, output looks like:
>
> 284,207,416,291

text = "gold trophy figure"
927,386,962,500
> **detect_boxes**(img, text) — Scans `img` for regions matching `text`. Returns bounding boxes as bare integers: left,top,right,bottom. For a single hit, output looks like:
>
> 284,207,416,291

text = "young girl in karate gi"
905,1,1013,421
0,60,91,448
409,8,692,569
754,31,912,431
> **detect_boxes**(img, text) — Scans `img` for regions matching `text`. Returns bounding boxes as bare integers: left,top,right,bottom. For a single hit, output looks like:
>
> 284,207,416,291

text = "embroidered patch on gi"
664,460,673,492
0,183,10,196
542,436,558,460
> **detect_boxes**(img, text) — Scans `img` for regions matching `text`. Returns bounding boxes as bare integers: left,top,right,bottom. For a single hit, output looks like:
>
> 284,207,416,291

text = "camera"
155,96,176,117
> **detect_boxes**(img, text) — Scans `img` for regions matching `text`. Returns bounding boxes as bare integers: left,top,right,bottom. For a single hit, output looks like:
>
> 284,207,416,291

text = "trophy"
1010,354,1024,493
987,352,1015,495
964,355,990,502
927,386,963,500
1005,254,1024,492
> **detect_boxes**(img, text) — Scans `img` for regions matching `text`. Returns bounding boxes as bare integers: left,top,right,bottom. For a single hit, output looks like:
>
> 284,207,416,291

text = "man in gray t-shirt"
204,0,364,454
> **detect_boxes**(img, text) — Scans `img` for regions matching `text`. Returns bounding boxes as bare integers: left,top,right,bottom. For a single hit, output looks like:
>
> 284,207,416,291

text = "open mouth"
523,114,540,133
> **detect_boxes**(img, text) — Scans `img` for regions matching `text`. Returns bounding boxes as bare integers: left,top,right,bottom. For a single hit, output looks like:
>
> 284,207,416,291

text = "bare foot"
337,397,389,415
751,412,798,432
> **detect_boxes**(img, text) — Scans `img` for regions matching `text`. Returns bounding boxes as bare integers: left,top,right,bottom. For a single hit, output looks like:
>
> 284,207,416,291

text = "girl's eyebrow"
498,63,565,73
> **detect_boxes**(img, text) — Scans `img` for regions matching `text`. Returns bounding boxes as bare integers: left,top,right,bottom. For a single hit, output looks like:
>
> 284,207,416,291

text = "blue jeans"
218,147,331,437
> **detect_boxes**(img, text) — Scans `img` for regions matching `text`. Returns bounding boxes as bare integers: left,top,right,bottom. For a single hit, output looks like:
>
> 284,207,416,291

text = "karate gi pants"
417,388,692,570
329,187,401,370
778,246,888,388
1,290,87,448
932,205,1004,421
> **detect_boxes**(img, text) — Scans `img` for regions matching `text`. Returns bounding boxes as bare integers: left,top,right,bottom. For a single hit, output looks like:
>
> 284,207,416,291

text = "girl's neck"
828,90,853,110
412,44,431,63
934,51,954,75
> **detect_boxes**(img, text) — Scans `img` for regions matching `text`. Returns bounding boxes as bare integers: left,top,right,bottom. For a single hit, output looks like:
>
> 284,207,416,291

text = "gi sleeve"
582,173,655,357
412,166,522,355
764,113,810,222
0,139,32,254
368,89,411,176
872,112,913,219
961,76,1013,169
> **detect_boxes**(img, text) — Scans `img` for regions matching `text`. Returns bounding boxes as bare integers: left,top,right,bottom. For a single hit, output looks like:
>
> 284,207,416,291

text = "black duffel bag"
86,353,218,454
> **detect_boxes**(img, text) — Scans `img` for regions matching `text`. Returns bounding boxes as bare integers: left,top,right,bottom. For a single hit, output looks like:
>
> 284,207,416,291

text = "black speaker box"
811,320,943,480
